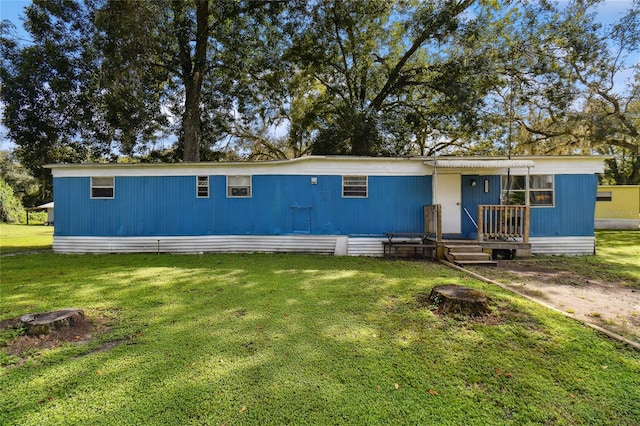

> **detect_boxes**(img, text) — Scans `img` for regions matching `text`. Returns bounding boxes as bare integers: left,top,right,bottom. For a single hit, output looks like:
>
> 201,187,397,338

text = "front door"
435,173,461,234
461,175,501,238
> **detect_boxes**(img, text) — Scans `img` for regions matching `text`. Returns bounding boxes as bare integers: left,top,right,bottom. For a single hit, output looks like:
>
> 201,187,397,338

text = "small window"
343,176,367,197
597,191,612,202
227,175,251,197
91,176,114,199
529,175,554,206
197,176,209,198
500,175,525,205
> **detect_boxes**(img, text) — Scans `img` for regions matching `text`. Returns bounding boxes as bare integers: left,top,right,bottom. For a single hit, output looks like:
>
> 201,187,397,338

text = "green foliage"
602,152,640,185
0,352,21,367
0,1,99,198
93,0,171,157
0,326,26,348
0,150,44,207
294,0,503,157
0,178,25,223
312,109,383,156
498,1,640,178
19,211,47,225
1,0,638,168
0,242,639,424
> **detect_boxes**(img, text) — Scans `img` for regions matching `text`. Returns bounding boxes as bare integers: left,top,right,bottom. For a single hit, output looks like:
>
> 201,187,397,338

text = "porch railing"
477,205,529,243
424,204,442,241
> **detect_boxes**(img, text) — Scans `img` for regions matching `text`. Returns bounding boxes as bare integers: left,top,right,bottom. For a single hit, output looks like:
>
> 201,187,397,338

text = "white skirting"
53,235,596,256
529,236,596,256
53,235,388,256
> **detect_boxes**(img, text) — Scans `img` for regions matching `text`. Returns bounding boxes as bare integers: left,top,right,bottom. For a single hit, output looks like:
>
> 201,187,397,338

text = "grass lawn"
593,230,640,284
0,223,53,254
1,249,639,425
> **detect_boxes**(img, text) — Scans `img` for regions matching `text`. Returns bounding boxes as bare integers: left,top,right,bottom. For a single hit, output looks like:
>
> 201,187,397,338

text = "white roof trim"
46,155,608,177
428,159,535,169
47,156,429,177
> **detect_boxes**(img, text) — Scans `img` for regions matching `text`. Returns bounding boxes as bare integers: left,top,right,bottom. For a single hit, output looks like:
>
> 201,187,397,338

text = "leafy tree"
2,0,292,170
284,0,504,156
93,0,172,156
591,96,640,184
95,0,292,162
0,0,99,199
3,0,638,173
489,1,640,182
0,150,43,206
0,177,25,223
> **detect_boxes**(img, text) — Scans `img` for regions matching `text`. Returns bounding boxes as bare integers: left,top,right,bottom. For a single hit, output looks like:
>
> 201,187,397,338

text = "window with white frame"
91,176,114,199
528,175,554,206
501,174,554,207
501,175,526,205
342,176,368,198
197,176,209,198
227,175,251,197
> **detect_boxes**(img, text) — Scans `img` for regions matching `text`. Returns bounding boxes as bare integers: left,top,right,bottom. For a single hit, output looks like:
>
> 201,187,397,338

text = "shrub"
0,178,25,223
19,210,47,224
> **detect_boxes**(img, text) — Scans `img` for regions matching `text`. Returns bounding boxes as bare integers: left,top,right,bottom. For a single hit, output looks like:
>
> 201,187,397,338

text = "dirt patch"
1,313,115,366
468,260,640,343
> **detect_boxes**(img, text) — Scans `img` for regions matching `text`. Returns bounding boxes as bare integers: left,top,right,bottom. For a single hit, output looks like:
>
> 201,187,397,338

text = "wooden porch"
424,204,532,264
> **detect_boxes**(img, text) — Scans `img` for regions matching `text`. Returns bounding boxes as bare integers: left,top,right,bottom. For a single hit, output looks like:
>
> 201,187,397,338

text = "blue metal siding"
335,175,432,234
118,176,218,236
529,174,598,237
55,176,217,236
54,174,432,237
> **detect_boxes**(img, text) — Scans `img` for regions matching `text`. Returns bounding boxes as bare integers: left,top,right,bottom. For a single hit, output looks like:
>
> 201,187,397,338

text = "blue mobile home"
47,156,605,256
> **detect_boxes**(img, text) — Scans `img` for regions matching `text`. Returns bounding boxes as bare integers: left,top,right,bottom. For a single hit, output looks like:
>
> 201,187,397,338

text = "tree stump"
18,308,85,336
429,285,490,316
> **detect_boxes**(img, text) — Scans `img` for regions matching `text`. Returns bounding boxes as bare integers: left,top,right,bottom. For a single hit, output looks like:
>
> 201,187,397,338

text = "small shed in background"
31,202,54,225
595,186,640,230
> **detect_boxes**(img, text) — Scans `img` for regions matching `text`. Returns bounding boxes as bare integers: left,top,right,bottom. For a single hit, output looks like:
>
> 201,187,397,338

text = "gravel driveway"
467,260,640,345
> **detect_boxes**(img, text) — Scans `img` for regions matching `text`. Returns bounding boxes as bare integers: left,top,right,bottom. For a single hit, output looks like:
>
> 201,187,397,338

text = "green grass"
1,253,639,425
0,223,53,254
596,231,640,283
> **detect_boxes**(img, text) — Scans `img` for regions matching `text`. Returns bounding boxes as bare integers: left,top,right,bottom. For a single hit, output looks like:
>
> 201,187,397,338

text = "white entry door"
434,173,461,234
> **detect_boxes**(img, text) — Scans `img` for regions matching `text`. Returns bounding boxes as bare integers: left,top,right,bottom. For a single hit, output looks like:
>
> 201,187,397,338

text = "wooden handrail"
477,205,529,243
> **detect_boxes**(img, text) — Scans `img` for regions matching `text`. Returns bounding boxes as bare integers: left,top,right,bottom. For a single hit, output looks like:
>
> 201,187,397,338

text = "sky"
0,0,638,151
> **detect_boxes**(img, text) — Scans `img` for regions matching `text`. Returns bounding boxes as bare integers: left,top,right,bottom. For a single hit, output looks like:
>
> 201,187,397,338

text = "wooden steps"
443,244,497,266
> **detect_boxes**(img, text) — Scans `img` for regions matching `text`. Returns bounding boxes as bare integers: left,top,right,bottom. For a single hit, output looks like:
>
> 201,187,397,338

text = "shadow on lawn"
2,252,640,424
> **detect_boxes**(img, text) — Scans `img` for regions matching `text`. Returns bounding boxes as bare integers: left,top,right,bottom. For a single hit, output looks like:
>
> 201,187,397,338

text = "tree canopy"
1,0,639,187
494,1,640,184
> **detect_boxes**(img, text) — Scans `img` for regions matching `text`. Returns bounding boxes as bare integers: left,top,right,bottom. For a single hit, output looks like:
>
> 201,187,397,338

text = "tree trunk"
182,0,209,162
183,79,202,162
18,308,85,336
429,284,490,317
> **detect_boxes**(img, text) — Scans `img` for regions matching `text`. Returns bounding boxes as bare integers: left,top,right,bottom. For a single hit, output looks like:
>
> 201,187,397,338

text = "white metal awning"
426,159,535,169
